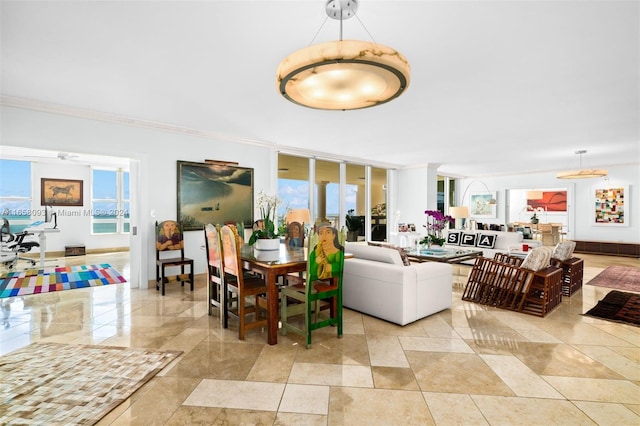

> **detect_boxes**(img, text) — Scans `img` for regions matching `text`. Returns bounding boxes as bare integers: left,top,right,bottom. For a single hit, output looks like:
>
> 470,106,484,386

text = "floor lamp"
454,180,497,227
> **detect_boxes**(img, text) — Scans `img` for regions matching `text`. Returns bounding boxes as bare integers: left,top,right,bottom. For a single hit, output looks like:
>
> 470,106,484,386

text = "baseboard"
23,247,131,259
573,241,639,258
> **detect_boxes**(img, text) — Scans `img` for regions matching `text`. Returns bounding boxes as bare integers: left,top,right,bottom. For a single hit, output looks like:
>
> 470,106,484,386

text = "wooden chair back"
280,224,346,348
154,220,193,295
220,224,268,340
285,221,305,249
204,223,223,315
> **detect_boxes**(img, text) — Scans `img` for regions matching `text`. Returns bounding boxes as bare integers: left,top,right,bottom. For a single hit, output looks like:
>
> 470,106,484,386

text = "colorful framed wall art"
593,186,628,227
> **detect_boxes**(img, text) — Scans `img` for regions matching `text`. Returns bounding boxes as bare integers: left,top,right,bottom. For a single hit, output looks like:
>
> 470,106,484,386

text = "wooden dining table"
240,243,307,345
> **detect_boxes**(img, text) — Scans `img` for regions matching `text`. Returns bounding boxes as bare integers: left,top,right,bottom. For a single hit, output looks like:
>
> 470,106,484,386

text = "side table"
518,266,563,317
551,257,584,297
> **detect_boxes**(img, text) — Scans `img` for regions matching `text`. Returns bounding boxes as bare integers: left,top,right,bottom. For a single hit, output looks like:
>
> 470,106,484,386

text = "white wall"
3,106,637,288
30,161,129,250
1,106,274,287
394,164,440,235
457,167,639,244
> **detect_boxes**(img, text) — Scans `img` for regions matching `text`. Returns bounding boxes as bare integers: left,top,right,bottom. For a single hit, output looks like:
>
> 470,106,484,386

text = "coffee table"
405,246,483,264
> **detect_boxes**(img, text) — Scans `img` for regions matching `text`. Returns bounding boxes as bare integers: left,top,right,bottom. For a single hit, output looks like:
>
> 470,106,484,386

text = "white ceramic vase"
254,249,280,262
255,238,280,251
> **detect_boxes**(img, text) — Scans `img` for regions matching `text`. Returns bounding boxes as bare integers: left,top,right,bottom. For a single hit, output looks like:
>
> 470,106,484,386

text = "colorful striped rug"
0,264,126,298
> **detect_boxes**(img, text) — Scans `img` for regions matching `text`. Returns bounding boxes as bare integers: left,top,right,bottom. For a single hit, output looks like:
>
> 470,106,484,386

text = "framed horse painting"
41,178,84,206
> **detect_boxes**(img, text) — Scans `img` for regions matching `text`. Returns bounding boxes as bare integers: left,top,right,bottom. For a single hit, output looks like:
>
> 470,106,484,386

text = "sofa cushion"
460,233,477,247
552,241,576,261
345,242,404,266
446,231,461,245
521,246,553,271
368,241,411,266
475,234,497,249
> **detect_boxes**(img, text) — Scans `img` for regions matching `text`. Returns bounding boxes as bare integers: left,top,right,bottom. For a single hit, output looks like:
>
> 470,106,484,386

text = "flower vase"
255,238,280,251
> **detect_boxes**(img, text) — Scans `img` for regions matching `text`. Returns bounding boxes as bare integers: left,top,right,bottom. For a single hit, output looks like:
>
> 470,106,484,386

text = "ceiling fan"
24,151,81,161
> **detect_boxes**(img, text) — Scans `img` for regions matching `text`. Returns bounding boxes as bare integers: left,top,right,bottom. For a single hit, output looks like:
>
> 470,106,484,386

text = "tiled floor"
1,252,639,425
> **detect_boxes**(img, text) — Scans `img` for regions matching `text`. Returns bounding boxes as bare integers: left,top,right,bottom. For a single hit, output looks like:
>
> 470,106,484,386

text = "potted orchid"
248,191,283,250
419,209,454,247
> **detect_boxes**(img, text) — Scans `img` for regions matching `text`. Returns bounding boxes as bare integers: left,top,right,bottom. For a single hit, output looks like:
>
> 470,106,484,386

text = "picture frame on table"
41,178,83,206
177,160,254,231
469,192,497,218
593,186,628,227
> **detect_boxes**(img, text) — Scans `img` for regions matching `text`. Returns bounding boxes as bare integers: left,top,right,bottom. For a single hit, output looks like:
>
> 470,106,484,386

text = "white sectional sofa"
444,230,541,260
342,242,452,326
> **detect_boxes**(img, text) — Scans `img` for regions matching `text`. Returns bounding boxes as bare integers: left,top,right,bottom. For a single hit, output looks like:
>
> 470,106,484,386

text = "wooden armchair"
462,247,562,317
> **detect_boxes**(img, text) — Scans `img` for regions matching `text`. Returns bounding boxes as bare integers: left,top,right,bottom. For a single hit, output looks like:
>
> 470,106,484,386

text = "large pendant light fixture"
276,0,410,110
556,150,608,179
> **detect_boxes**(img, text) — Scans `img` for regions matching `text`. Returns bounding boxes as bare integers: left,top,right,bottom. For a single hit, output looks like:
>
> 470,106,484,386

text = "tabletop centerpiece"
420,209,454,248
249,191,283,250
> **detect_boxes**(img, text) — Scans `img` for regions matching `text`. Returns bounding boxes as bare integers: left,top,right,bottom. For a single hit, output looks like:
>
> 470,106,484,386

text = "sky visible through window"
278,178,358,219
0,160,32,222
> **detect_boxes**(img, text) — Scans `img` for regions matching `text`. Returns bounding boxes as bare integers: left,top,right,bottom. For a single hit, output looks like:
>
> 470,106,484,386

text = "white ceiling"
1,0,638,177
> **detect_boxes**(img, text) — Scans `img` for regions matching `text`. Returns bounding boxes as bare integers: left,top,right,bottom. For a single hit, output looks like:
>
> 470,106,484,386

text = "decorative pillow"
475,234,497,249
460,233,477,247
552,241,576,261
520,246,553,271
368,241,411,266
446,231,461,245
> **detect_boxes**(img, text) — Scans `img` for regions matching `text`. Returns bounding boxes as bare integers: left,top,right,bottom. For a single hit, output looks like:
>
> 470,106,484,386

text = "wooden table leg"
267,271,279,345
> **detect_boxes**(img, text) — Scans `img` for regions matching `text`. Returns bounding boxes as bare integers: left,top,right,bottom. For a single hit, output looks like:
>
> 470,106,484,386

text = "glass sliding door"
314,159,340,225
277,153,310,217
371,167,387,241
277,153,390,239
345,163,365,241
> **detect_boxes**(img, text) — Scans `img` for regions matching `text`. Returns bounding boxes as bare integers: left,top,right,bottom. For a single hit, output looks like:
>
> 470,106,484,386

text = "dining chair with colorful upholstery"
285,208,310,250
204,223,237,320
285,221,305,249
155,220,194,296
280,223,346,348
220,224,268,340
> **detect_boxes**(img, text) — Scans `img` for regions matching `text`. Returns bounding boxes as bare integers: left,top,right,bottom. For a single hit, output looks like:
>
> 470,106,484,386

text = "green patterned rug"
0,264,126,298
0,342,182,425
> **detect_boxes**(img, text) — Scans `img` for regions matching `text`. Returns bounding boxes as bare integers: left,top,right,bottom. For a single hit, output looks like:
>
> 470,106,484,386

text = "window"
0,159,32,233
92,168,129,234
277,153,390,240
277,154,309,217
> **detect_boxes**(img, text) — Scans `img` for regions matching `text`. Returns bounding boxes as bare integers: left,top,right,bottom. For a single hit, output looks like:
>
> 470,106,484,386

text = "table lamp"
450,207,469,230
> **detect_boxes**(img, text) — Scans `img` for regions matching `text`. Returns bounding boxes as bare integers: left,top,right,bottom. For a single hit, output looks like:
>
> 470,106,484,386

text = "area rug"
587,265,640,293
584,290,640,327
0,342,182,425
0,264,126,298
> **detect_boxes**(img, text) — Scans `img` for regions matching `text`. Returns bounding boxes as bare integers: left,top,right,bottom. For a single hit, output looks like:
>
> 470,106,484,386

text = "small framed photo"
398,222,408,232
41,178,83,206
408,223,416,232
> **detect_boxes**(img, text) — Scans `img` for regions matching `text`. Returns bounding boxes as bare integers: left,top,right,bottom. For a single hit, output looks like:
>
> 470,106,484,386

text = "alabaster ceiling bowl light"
276,0,410,110
556,150,608,179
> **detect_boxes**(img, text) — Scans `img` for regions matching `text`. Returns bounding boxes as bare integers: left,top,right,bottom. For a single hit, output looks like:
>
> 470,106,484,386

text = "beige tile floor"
1,252,639,425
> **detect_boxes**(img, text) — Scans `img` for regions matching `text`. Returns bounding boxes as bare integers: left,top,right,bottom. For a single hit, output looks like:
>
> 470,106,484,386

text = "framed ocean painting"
177,161,253,231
